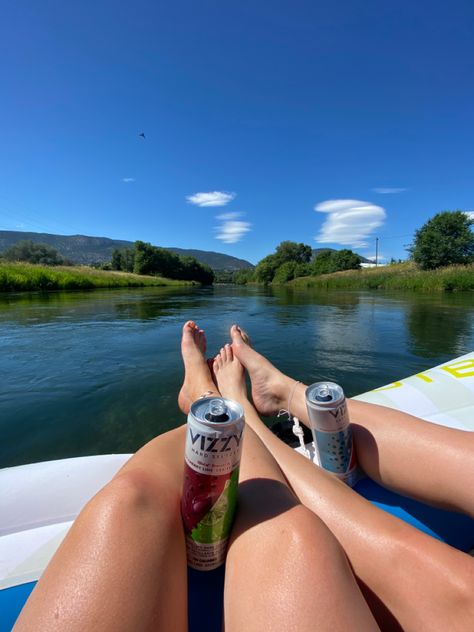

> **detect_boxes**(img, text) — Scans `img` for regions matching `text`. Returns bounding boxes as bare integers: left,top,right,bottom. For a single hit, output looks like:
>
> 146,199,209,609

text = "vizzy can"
181,397,245,571
305,382,358,486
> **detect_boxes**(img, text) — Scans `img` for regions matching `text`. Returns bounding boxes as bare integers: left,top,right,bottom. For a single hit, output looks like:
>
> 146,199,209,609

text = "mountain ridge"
0,231,254,271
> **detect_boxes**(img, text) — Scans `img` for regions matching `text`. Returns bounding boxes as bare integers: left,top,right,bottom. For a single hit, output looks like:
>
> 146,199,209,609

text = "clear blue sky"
1,0,473,263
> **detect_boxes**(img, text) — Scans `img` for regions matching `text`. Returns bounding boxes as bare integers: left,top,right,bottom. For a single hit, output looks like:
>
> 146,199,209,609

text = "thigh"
14,429,188,632
223,424,378,631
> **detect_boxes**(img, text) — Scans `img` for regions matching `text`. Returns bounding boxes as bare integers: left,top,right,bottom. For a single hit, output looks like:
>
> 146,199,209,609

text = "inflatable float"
1,352,473,631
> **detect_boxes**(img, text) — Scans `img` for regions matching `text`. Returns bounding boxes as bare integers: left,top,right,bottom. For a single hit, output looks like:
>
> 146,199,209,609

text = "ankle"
221,388,248,405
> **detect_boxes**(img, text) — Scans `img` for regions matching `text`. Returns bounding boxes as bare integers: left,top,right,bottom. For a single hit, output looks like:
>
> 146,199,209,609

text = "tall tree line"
111,241,214,284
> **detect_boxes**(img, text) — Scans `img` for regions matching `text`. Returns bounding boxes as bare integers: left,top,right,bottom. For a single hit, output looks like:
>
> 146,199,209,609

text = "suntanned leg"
14,432,188,632
230,325,474,632
178,320,220,414
213,344,379,632
15,321,218,632
230,325,474,517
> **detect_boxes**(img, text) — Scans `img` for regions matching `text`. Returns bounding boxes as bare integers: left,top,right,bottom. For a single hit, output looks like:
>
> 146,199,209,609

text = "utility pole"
375,237,379,267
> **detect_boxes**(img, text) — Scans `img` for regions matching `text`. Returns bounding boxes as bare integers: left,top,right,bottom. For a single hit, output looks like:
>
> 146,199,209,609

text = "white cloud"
465,211,474,220
187,191,235,207
314,199,386,248
371,187,407,194
216,212,240,220
365,254,387,262
215,212,251,243
122,177,136,183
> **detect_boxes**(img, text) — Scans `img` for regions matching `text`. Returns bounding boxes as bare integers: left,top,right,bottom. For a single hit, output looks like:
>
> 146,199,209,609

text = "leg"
231,326,474,631
14,427,188,632
213,345,378,632
230,325,474,517
15,321,219,632
178,320,220,414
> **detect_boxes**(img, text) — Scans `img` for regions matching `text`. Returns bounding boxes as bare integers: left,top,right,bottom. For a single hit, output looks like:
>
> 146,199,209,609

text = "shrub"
408,210,474,270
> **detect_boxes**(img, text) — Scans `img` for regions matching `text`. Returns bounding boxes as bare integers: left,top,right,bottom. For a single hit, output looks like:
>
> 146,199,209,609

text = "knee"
247,502,348,575
446,558,474,623
89,467,182,530
282,505,346,566
236,504,351,588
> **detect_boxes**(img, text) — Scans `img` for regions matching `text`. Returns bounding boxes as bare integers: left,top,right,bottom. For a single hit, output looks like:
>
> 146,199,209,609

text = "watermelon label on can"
184,468,239,570
181,398,244,570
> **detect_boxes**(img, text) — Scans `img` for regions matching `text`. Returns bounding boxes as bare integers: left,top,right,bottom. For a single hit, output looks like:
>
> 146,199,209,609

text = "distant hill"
0,231,254,271
312,248,372,264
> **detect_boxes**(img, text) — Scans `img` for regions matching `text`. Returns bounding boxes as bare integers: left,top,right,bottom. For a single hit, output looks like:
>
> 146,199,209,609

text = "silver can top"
190,396,244,426
306,381,345,408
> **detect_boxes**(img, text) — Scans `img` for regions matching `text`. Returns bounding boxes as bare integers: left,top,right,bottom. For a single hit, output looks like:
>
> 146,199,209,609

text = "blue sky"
1,1,473,264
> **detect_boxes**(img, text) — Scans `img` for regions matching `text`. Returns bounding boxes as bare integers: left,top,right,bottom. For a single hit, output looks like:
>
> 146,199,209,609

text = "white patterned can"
305,382,358,486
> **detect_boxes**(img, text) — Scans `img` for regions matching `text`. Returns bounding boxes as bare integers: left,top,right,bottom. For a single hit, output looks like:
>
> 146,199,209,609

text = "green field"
290,262,474,292
0,262,195,292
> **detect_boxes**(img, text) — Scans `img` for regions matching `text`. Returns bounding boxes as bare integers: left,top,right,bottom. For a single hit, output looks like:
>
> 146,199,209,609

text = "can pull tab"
315,384,333,402
206,398,230,422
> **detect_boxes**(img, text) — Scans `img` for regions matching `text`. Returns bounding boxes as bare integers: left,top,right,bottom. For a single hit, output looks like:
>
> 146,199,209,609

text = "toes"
230,324,250,346
183,320,195,335
196,329,206,352
229,328,253,373
183,320,201,340
224,343,232,362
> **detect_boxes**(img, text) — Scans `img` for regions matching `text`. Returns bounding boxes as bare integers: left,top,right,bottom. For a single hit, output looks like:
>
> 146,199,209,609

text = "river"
1,286,473,468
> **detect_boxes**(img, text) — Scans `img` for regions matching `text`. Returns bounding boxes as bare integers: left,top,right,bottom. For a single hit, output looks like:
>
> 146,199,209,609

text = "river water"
1,286,473,468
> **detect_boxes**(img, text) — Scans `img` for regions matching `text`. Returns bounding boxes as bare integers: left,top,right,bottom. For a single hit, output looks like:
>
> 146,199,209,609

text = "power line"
377,233,412,241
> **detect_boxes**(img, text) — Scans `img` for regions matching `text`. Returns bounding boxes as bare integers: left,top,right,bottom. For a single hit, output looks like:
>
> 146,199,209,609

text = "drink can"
305,382,358,486
181,397,245,571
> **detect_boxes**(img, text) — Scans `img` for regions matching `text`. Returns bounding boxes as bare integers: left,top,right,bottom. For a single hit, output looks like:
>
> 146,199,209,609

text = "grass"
0,262,196,292
290,262,474,292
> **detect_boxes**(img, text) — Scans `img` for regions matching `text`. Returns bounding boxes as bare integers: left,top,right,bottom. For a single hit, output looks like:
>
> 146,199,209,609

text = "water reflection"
270,286,361,309
406,297,474,358
0,286,473,468
0,287,198,326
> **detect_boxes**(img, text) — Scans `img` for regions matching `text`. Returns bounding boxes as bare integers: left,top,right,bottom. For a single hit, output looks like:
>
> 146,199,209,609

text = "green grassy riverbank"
290,262,474,292
0,262,195,292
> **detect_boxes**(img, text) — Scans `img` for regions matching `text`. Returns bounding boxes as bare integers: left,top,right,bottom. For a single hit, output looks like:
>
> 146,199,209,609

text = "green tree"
111,248,123,270
273,261,297,284
133,241,157,275
132,241,213,283
254,254,279,284
274,241,312,266
234,269,255,284
294,262,311,278
311,249,361,276
311,250,336,275
3,240,64,266
409,210,474,269
332,249,361,271
177,255,214,284
212,270,234,284
254,241,312,284
122,249,135,272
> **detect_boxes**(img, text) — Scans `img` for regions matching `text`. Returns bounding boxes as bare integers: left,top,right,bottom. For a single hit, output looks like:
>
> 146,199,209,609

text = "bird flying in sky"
139,132,146,139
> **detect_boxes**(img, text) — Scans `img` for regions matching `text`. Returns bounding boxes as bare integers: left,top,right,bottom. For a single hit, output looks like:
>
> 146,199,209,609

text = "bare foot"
178,321,220,414
213,344,248,404
230,324,296,416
